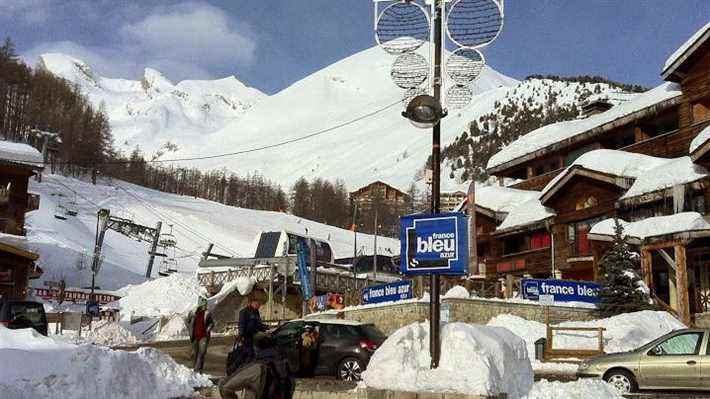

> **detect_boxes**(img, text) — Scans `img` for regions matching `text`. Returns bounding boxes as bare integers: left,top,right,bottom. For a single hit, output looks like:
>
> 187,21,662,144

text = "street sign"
522,279,600,305
400,212,469,276
362,280,413,304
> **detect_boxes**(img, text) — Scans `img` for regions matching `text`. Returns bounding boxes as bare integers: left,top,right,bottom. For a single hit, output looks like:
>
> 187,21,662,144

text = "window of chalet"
692,97,710,123
502,235,527,255
567,216,605,257
530,231,551,249
575,195,598,210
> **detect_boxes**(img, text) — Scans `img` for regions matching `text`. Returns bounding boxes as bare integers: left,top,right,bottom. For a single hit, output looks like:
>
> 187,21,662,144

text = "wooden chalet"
0,140,44,300
469,23,710,325
350,180,409,207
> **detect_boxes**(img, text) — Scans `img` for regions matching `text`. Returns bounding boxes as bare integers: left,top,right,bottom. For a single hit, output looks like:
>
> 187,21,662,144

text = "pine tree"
597,218,652,317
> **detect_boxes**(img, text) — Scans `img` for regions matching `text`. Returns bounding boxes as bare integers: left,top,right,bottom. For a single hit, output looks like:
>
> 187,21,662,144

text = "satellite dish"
446,0,504,49
446,85,474,110
446,47,486,85
376,1,431,55
391,53,429,89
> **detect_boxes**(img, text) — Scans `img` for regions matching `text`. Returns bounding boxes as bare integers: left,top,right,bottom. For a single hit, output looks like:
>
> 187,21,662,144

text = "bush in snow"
597,218,653,317
362,322,533,398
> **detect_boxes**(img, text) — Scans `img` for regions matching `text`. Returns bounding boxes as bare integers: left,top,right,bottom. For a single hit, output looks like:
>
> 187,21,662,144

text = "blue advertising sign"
521,279,600,304
296,240,313,300
362,280,413,304
400,212,469,276
86,300,100,317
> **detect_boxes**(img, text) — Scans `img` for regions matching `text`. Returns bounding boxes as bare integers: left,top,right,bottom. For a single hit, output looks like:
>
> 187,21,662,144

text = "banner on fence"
362,280,413,305
521,279,600,305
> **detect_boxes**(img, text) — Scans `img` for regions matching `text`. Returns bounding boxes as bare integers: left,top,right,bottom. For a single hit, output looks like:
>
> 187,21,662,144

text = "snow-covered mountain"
38,53,265,157
26,174,398,290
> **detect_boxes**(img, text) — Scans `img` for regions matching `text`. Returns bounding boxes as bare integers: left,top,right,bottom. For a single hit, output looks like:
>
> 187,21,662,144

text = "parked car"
0,300,48,336
577,328,710,393
271,318,386,381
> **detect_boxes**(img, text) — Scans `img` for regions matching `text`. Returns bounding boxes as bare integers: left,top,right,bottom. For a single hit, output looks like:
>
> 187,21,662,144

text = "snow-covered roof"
589,212,710,242
541,149,668,199
690,124,710,155
620,156,708,201
662,22,710,79
496,197,555,232
0,140,44,169
475,185,539,214
487,82,682,171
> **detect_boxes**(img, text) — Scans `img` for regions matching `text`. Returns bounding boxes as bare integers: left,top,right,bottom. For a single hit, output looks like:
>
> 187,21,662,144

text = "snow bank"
488,82,682,170
442,285,470,299
84,320,140,347
0,326,211,399
118,273,207,320
525,379,621,399
207,275,257,312
590,212,710,241
362,322,533,398
156,315,190,341
690,124,710,154
488,311,684,361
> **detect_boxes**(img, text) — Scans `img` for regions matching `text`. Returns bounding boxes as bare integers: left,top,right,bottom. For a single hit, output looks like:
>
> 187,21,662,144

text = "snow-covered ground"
488,311,685,374
26,173,397,290
0,325,211,399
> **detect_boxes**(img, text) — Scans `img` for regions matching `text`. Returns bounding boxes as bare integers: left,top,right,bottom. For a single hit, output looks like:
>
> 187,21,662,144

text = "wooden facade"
349,181,408,206
479,26,710,300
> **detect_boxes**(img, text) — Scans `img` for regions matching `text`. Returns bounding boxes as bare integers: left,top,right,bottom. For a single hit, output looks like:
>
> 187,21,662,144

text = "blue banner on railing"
362,280,413,305
297,240,313,300
521,279,600,304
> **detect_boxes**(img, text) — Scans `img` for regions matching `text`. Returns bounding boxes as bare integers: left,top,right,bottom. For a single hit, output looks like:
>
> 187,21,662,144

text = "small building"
349,180,409,207
0,139,44,300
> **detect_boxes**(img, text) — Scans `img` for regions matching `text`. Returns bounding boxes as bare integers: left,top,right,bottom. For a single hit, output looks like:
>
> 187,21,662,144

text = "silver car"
577,328,710,394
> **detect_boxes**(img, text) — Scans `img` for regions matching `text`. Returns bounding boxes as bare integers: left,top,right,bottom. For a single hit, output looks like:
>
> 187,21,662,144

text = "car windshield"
9,303,45,324
361,324,386,342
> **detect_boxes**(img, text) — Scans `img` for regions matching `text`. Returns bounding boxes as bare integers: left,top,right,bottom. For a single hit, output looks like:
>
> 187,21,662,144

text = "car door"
315,324,358,376
272,320,305,372
699,331,710,388
639,331,704,389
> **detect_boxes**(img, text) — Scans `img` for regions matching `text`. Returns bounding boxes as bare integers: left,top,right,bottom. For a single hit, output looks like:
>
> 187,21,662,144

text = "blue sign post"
362,280,413,305
400,212,469,276
521,279,600,305
296,240,313,300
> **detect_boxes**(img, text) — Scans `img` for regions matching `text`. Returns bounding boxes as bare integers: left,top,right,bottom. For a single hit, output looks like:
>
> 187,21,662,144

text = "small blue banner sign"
521,279,600,304
400,212,469,276
362,280,413,305
296,240,314,300
86,300,100,317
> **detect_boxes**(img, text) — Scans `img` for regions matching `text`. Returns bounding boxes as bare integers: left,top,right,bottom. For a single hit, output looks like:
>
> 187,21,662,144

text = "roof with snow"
495,196,555,233
589,212,710,244
0,140,44,170
690,124,710,162
620,156,707,202
662,23,710,82
453,184,539,217
486,83,682,173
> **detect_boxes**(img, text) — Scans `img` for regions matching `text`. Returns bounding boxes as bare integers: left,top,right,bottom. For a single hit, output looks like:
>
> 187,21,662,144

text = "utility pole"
145,221,162,278
373,208,378,282
429,0,443,369
91,209,111,301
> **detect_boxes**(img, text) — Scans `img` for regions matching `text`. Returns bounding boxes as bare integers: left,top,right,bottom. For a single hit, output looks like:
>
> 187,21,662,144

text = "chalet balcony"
495,246,552,276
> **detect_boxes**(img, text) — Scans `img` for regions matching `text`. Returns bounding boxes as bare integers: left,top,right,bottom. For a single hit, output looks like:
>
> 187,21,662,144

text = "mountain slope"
38,53,265,157
26,174,397,290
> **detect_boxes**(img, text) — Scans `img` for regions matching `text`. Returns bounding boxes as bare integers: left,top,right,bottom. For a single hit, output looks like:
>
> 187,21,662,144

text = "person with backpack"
220,332,295,399
189,296,214,373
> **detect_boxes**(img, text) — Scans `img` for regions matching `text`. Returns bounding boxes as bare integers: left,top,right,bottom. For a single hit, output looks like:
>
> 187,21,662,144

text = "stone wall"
318,298,596,336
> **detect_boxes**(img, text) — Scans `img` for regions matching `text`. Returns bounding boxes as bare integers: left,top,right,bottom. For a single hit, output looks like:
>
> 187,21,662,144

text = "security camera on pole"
374,0,504,368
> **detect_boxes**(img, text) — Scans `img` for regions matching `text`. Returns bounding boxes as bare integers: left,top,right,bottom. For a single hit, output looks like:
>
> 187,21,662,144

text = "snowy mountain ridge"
38,53,265,157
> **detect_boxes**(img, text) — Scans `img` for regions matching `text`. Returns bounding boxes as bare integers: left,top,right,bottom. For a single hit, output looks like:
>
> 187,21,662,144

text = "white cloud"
19,1,257,82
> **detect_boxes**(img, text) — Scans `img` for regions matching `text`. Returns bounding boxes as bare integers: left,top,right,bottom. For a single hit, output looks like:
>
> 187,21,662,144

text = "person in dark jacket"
219,332,294,399
189,297,214,373
238,298,266,359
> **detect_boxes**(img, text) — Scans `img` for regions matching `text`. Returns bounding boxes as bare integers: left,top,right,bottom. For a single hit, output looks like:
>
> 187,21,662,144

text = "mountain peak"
38,53,99,87
141,68,174,95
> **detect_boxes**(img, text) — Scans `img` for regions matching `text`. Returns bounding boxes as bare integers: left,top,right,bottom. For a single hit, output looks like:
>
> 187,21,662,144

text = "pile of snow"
442,285,470,299
590,212,710,242
690,124,710,154
488,311,684,369
83,320,140,347
488,82,682,170
156,315,190,341
0,140,44,167
207,275,257,312
663,22,710,71
526,379,622,399
362,322,533,398
118,273,207,320
0,326,211,399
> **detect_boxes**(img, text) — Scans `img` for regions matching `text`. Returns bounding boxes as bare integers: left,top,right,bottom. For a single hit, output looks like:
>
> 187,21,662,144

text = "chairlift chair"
54,202,68,220
158,258,179,276
65,193,79,217
159,225,177,248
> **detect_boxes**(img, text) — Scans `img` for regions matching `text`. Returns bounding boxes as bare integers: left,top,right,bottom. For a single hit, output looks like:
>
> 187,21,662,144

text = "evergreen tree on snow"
597,219,652,317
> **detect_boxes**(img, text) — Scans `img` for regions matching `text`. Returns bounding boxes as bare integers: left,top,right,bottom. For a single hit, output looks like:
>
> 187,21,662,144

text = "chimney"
579,97,613,118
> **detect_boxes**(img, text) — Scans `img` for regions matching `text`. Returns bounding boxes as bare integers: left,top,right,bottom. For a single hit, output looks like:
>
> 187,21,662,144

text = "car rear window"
361,324,386,342
9,303,46,324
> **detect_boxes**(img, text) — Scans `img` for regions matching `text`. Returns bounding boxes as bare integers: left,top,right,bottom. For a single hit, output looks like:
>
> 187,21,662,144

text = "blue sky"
2,1,708,94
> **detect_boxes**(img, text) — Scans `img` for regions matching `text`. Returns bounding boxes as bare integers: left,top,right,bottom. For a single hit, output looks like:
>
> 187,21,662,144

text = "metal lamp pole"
429,0,443,369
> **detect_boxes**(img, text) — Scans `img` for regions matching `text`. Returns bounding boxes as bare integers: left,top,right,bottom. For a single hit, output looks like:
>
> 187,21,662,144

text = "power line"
14,99,402,167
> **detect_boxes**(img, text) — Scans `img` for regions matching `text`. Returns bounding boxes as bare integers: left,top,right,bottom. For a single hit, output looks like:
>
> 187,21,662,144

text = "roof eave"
540,166,631,205
661,29,710,82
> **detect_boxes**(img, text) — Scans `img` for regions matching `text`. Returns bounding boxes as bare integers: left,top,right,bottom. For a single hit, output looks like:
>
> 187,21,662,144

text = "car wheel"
337,357,364,381
604,369,637,394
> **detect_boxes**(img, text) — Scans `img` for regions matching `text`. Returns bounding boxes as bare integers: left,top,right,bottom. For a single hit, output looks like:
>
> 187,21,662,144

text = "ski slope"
26,174,398,290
